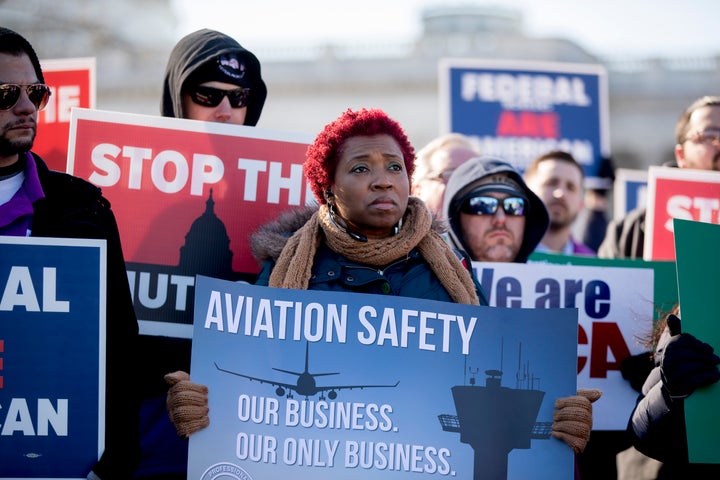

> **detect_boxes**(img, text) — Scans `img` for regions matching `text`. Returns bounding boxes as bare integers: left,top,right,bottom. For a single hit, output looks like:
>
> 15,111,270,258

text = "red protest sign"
36,58,95,172
644,166,720,261
68,108,313,336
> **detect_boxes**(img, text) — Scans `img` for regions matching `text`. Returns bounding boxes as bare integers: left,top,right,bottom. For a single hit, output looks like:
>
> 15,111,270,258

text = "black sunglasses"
0,83,52,111
461,196,526,216
188,85,250,108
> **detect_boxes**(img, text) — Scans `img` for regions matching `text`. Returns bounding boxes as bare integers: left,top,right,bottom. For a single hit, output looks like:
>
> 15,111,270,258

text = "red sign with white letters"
35,58,95,172
644,166,720,261
67,108,313,336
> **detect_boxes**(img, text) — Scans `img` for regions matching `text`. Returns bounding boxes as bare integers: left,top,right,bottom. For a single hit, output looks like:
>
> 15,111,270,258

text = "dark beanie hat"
0,27,44,83
162,29,267,126
185,52,254,90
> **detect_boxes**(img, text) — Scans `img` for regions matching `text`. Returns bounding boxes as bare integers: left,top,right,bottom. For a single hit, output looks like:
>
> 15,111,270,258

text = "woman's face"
330,134,410,239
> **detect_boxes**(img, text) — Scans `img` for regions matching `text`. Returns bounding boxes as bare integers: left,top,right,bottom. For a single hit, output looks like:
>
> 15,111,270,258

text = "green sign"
674,219,720,464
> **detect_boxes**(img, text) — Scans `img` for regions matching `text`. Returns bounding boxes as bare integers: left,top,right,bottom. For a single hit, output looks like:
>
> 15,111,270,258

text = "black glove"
659,314,720,399
621,351,654,393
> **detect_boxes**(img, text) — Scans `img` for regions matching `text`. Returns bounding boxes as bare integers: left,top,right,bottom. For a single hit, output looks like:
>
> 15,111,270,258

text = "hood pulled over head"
161,29,267,125
442,156,549,263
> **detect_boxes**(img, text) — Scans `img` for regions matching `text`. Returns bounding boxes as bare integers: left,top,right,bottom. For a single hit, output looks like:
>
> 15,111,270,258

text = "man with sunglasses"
0,27,141,478
443,156,549,263
161,28,266,125
598,95,720,259
133,29,268,480
443,156,604,477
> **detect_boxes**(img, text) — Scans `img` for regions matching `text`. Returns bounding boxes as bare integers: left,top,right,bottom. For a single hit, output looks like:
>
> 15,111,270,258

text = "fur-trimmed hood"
250,202,449,266
250,206,318,266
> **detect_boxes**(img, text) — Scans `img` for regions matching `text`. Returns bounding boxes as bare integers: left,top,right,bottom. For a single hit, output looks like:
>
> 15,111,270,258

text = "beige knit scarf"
269,197,479,305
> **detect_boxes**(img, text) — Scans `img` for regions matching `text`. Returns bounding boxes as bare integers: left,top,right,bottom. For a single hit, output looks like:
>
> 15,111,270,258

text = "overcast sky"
172,0,720,58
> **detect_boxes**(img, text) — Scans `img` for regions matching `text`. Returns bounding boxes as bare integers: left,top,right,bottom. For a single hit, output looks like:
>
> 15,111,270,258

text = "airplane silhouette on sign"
214,343,399,400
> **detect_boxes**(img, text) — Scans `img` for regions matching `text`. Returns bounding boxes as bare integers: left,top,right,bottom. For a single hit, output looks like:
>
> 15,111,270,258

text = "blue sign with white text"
0,237,106,479
612,168,649,220
440,59,609,186
189,276,579,479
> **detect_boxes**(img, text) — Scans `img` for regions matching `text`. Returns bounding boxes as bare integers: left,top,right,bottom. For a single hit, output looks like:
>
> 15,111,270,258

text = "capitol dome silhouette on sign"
178,188,234,279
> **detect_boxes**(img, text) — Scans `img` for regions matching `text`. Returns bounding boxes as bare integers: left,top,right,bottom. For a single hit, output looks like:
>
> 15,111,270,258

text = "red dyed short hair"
304,108,416,204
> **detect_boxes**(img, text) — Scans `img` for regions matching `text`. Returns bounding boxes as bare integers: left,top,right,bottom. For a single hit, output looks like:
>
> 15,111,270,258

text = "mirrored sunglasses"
0,83,51,111
188,85,250,108
461,196,526,216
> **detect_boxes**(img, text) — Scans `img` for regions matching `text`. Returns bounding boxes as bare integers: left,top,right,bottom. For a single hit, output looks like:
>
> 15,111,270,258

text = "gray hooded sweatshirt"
442,156,549,263
161,29,267,125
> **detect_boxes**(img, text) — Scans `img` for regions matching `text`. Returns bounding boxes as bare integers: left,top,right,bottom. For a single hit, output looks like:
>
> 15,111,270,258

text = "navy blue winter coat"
251,206,487,305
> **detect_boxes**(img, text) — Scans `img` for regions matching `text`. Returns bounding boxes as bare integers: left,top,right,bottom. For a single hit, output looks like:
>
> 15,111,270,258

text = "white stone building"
3,0,720,170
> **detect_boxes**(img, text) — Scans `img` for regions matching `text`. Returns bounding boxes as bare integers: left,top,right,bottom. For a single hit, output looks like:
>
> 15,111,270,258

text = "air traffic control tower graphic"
438,343,553,479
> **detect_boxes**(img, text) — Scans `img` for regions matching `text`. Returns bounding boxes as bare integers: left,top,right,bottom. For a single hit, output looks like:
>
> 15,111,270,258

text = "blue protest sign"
439,59,609,187
613,168,648,220
189,276,578,479
0,237,105,479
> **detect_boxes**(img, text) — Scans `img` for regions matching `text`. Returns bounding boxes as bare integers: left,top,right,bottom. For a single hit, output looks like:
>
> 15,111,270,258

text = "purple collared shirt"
0,152,46,236
571,238,596,256
535,236,596,257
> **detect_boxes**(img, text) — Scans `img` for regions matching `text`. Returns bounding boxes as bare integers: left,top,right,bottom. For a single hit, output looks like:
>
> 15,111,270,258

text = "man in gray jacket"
443,155,549,263
443,156,608,478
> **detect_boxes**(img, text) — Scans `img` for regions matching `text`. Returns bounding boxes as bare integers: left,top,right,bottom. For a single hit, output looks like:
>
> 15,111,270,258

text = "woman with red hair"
165,109,598,463
249,107,484,301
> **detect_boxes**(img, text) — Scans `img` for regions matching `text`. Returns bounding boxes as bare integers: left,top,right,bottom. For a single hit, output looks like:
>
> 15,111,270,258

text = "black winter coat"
30,153,141,478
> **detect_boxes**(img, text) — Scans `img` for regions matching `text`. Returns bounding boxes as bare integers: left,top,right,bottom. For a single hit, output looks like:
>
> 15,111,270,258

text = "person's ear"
674,143,687,168
410,181,422,196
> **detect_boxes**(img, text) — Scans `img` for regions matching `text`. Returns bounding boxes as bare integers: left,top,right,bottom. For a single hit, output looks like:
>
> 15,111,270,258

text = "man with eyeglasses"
0,27,141,479
443,156,550,263
133,29,268,480
411,133,480,217
598,95,720,259
597,96,720,478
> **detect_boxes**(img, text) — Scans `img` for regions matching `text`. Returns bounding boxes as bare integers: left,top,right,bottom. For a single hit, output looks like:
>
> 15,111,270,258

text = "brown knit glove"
165,371,209,438
551,388,602,454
